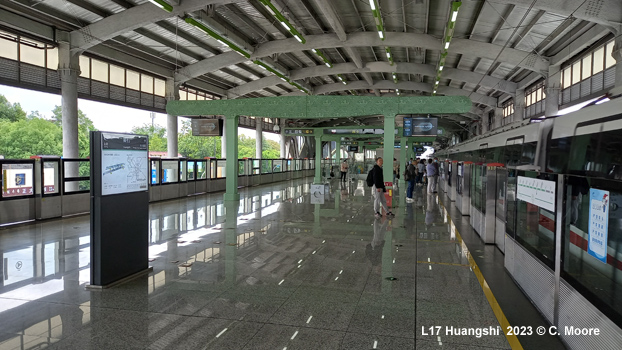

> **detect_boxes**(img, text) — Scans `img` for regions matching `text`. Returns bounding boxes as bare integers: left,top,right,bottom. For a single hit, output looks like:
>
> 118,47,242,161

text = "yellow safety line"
416,238,457,243
416,261,470,267
438,200,524,350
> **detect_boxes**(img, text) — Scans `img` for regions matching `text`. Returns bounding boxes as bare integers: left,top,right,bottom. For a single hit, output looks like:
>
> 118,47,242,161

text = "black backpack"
366,168,374,187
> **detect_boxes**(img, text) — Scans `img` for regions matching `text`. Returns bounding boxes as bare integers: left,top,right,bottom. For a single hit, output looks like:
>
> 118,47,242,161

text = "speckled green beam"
166,95,472,118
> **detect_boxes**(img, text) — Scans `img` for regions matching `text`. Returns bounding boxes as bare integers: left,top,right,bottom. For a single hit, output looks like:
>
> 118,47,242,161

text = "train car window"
520,142,537,165
547,137,571,173
585,130,622,179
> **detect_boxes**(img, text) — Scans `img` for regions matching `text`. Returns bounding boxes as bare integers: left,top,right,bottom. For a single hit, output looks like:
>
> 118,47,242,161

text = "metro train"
435,96,622,318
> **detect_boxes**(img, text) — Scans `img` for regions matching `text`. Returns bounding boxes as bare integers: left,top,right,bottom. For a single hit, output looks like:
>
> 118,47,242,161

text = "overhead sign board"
516,176,555,212
101,133,149,196
347,146,359,152
285,129,314,135
324,129,398,135
191,119,223,136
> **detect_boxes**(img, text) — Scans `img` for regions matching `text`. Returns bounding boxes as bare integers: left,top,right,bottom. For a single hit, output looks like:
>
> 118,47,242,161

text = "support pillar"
255,118,263,159
58,41,80,159
224,116,239,201
314,135,322,184
612,35,622,94
514,88,525,121
383,114,396,184
494,107,503,130
280,119,286,158
221,121,227,158
545,65,561,117
165,78,179,157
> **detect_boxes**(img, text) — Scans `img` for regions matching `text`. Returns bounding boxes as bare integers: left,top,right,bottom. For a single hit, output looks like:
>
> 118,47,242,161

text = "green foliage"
262,137,280,159
131,124,167,152
0,95,27,122
0,118,62,158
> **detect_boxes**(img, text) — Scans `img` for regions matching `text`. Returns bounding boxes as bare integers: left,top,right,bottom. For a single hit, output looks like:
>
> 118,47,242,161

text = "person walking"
417,159,426,186
340,159,348,182
405,159,417,203
371,157,394,218
426,158,439,194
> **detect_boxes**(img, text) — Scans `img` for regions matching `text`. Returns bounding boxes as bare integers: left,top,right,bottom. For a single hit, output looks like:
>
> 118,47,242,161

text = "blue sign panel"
403,117,413,137
151,168,157,185
588,188,609,264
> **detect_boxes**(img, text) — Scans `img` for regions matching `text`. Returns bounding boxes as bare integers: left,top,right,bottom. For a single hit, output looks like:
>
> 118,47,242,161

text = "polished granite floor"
0,178,514,349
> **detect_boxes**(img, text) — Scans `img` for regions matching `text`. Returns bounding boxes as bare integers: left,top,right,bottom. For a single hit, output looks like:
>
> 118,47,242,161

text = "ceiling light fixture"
185,17,251,58
259,0,306,44
147,0,173,12
432,1,461,96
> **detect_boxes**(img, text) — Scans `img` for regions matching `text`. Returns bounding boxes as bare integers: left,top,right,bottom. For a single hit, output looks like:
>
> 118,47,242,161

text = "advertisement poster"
101,133,149,196
2,164,33,197
516,176,556,212
588,189,609,264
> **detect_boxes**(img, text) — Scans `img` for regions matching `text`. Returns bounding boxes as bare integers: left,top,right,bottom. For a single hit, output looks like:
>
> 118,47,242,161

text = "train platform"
0,177,566,349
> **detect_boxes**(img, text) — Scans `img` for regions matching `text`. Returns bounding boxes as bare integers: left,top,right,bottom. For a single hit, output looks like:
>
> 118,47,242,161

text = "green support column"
224,115,240,201
314,135,322,184
383,114,396,184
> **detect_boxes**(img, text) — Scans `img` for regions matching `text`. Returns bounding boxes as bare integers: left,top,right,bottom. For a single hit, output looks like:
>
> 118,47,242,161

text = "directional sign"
285,129,314,135
516,176,556,212
192,119,223,136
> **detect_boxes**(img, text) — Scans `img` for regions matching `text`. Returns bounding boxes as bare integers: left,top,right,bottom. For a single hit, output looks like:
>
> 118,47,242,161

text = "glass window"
605,41,616,69
187,92,196,100
593,47,605,74
110,65,125,86
126,70,140,90
154,79,165,97
273,160,282,172
91,59,108,83
188,161,195,180
151,160,160,185
197,161,207,179
43,161,59,195
536,88,541,102
20,44,44,66
161,160,179,183
79,56,90,78
1,163,34,198
46,47,58,70
572,61,581,85
563,67,572,89
179,160,186,181
261,160,271,174
179,90,187,100
238,160,245,176
197,94,205,100
216,160,226,178
582,55,592,80
141,74,153,94
0,33,18,59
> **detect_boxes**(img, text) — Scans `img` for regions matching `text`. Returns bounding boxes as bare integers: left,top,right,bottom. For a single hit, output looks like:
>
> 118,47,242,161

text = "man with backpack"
366,157,394,219
404,159,417,203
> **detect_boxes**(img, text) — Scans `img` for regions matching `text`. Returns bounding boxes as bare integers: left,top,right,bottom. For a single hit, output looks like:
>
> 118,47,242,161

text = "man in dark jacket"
405,159,417,202
371,157,394,218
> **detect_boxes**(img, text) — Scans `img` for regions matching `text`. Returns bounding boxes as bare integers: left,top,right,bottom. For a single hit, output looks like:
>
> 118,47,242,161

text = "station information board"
403,117,438,137
101,133,149,196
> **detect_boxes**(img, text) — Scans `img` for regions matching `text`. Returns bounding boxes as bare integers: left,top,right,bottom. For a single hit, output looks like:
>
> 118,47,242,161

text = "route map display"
101,133,149,196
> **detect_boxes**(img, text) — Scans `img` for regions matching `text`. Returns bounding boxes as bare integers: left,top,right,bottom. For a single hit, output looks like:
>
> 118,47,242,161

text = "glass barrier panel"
261,160,271,174
65,180,90,193
506,169,518,238
562,175,622,324
273,160,282,173
179,160,187,182
1,162,34,198
216,160,226,178
238,160,245,176
43,161,59,195
287,160,292,171
210,160,217,179
188,161,195,181
151,160,160,185
197,161,207,179
161,160,179,183
481,166,487,215
514,171,557,269
471,166,483,212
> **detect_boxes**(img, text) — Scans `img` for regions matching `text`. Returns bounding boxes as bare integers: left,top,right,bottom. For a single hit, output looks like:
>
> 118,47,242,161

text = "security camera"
273,124,280,132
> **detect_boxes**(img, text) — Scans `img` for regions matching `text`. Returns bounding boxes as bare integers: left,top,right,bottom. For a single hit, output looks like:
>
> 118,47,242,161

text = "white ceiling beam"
251,32,549,74
70,0,241,51
313,0,347,41
175,51,246,84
